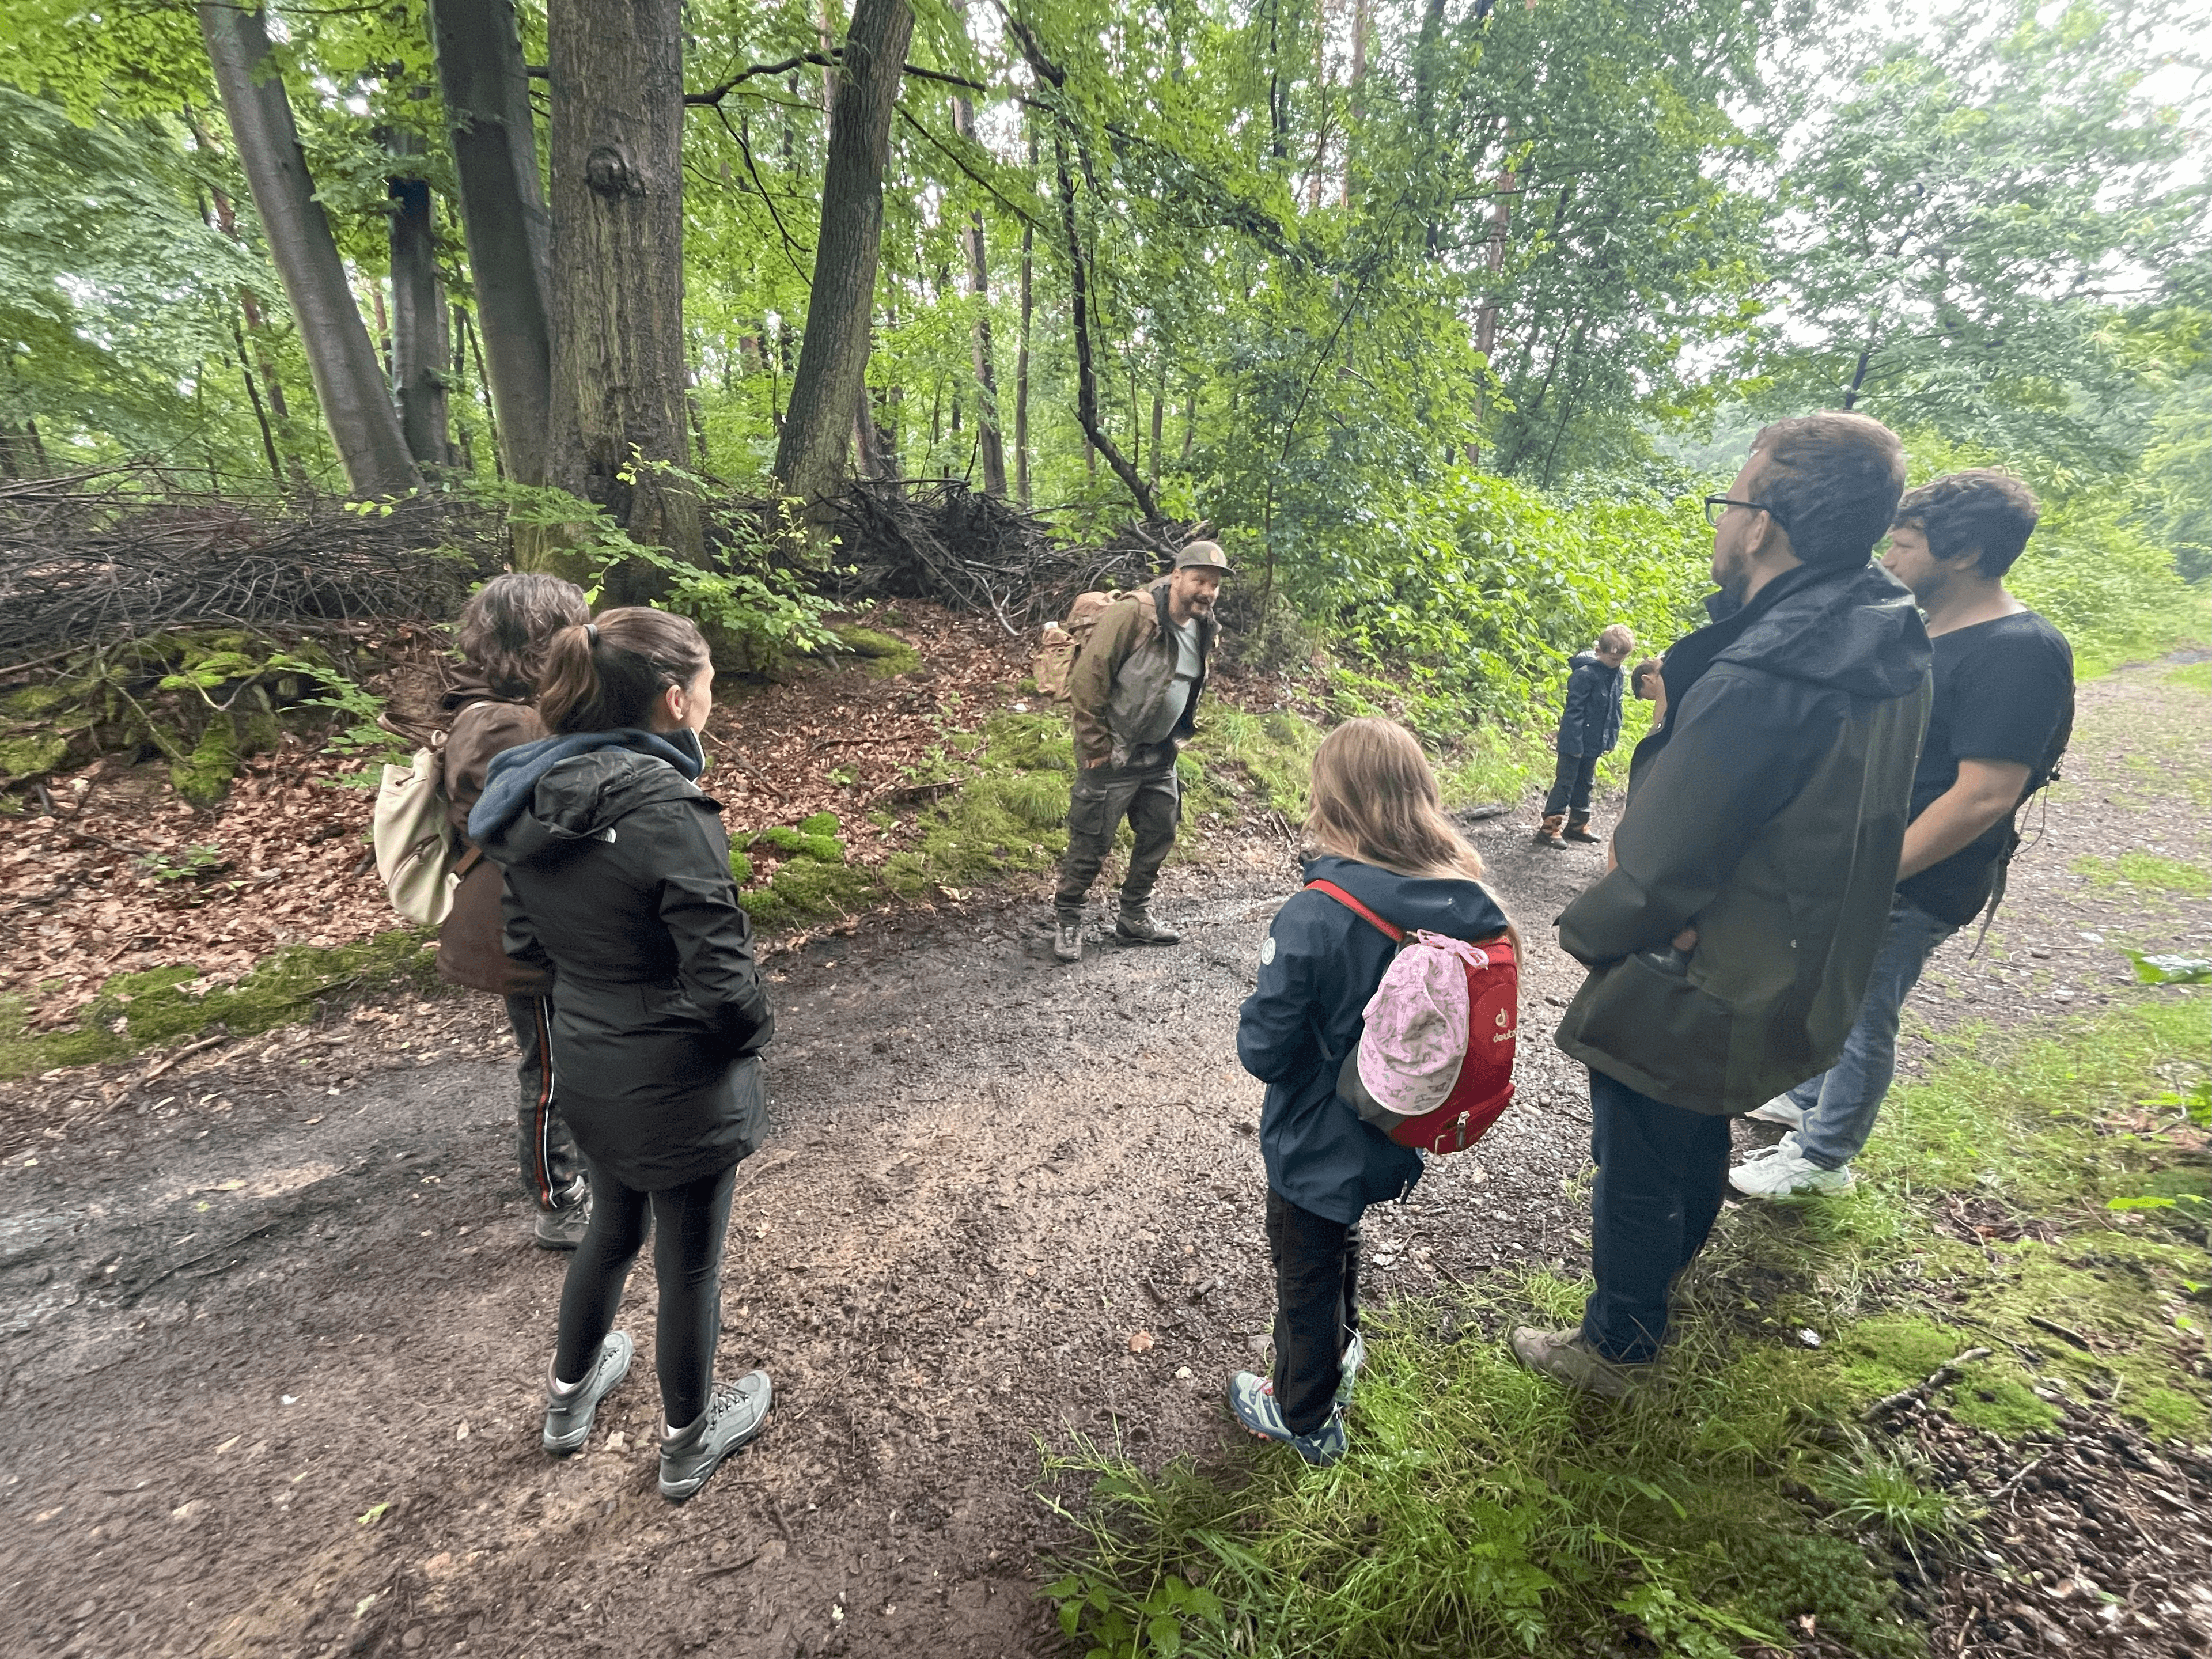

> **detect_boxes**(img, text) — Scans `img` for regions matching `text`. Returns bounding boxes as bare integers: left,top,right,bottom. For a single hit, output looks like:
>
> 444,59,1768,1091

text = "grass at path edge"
1038,992,2210,1659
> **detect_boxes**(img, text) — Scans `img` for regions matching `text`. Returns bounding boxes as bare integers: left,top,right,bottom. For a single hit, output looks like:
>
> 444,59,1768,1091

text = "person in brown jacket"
437,573,594,1249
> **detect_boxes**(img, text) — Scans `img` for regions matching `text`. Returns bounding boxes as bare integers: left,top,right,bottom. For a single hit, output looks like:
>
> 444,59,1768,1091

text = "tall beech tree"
429,0,554,486
196,1,418,498
951,85,1008,498
773,0,914,508
385,130,450,469
545,0,703,577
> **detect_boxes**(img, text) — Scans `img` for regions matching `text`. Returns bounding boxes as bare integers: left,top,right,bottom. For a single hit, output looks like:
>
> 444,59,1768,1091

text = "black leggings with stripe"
552,1157,738,1429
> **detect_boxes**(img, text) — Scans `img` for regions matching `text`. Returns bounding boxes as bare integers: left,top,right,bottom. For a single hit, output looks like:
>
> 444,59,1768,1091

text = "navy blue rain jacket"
1238,854,1510,1225
1555,652,1624,758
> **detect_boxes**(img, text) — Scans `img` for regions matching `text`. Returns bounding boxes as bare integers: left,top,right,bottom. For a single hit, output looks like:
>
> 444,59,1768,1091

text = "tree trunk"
1014,125,1036,507
429,0,555,486
198,2,418,498
387,132,452,469
951,92,1007,497
1342,0,1368,207
186,123,307,483
546,0,703,584
1054,137,1157,523
772,0,915,507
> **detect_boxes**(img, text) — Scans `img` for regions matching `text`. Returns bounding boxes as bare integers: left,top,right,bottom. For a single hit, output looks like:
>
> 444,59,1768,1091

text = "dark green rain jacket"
1553,559,1932,1115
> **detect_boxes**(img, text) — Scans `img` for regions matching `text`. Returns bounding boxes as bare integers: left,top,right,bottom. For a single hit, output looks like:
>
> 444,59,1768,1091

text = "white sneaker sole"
1747,1100,1805,1128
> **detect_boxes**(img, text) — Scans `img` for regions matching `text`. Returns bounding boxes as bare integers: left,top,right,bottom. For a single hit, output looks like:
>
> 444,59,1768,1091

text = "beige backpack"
372,744,464,926
1033,590,1122,703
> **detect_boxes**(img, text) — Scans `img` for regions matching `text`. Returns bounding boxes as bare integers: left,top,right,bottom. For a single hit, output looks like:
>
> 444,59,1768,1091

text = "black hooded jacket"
1239,855,1510,1224
471,728,774,1190
1553,560,1933,1115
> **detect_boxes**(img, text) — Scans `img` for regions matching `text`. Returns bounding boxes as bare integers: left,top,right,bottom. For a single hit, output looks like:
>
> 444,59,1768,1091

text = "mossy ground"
0,929,439,1081
830,623,924,678
1045,988,2209,1659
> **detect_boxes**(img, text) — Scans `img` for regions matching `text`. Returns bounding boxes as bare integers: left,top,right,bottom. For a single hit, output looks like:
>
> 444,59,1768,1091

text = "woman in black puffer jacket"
469,607,774,1502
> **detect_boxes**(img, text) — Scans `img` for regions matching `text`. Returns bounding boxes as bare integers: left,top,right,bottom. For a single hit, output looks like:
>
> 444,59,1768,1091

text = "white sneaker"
1729,1143,1855,1199
1747,1095,1805,1128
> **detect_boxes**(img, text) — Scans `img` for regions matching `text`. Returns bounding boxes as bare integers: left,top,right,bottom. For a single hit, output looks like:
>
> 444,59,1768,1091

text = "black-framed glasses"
1703,495,1789,532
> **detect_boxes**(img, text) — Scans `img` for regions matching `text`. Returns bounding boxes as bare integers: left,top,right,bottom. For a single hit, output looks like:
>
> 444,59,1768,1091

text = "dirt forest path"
1,660,2203,1659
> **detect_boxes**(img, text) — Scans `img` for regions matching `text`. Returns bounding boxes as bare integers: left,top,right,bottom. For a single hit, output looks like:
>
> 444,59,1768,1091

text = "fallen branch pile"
823,479,1166,632
0,467,488,669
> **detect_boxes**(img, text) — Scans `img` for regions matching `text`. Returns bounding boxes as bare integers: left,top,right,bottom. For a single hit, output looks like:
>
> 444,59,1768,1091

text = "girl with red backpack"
1231,719,1519,1464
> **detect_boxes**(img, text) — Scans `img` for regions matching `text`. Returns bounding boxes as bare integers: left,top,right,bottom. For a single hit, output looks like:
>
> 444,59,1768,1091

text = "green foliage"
459,478,839,671
1290,471,1706,735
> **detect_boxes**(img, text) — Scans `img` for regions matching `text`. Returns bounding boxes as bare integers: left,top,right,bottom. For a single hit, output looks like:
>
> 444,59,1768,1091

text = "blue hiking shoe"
1336,1330,1366,1405
542,1331,632,1455
1227,1371,1347,1467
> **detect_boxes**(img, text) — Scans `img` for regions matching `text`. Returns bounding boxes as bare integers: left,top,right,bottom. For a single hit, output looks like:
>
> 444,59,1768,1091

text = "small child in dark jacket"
1232,719,1516,1465
1535,623,1634,849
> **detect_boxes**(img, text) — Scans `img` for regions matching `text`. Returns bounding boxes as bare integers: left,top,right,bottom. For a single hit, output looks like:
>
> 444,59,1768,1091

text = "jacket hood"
1303,854,1508,944
440,664,529,713
469,728,707,868
1713,560,1930,702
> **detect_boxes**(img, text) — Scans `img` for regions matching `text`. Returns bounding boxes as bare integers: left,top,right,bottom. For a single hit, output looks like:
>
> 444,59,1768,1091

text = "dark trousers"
1580,1067,1732,1363
506,995,583,1209
1266,1188,1362,1434
1543,750,1601,818
554,1156,738,1428
1054,763,1180,922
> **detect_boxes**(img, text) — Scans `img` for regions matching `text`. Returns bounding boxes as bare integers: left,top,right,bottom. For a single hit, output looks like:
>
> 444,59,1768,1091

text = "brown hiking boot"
1509,1326,1657,1400
1563,813,1601,844
1533,815,1567,849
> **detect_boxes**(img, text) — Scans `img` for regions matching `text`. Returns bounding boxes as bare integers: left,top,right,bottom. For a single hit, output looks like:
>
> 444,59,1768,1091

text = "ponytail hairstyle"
535,607,713,734
456,573,590,699
1305,718,1486,882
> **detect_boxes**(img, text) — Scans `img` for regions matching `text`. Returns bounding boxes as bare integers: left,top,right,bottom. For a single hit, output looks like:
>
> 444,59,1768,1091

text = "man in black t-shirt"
1731,469,2074,1199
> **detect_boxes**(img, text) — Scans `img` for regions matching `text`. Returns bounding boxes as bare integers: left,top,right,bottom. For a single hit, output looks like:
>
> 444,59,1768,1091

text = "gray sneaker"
542,1331,632,1454
1508,1326,1656,1401
1054,919,1084,963
533,1178,592,1250
659,1370,773,1502
1115,909,1181,945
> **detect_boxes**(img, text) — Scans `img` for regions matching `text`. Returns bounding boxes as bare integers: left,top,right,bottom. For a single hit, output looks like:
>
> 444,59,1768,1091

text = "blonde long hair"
1305,718,1486,882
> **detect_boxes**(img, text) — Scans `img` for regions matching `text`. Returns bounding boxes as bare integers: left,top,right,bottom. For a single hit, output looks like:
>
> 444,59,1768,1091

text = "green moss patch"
0,733,70,781
0,929,438,1081
831,624,923,677
169,715,239,805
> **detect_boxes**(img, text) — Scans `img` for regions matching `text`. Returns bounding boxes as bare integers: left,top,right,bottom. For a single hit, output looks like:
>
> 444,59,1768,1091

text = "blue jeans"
1581,1067,1732,1364
1787,896,1956,1171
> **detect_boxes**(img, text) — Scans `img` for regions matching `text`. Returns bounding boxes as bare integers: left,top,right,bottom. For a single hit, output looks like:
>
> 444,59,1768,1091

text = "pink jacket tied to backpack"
1356,934,1494,1117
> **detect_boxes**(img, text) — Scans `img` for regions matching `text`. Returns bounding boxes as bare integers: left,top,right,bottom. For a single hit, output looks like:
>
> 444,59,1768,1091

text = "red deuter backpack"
1307,878,1520,1157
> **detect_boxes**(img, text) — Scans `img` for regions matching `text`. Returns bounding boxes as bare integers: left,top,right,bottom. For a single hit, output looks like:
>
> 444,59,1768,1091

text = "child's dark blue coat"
1238,854,1510,1225
1555,652,1625,757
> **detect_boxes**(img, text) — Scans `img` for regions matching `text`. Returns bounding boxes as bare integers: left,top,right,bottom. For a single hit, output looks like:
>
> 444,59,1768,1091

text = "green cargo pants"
1055,762,1180,923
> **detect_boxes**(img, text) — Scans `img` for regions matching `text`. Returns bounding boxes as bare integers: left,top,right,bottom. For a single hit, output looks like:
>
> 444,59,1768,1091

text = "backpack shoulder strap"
1305,880,1405,943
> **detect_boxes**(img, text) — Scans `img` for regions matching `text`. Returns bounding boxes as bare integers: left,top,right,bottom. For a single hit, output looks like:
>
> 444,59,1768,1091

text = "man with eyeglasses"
1512,412,1934,1399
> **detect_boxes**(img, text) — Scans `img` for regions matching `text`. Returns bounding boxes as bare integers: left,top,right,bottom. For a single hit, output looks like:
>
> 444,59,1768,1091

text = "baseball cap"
1173,540,1234,575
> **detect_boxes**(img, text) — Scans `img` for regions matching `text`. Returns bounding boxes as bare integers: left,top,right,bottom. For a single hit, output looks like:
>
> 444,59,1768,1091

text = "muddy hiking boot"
542,1331,633,1455
1115,908,1181,946
660,1370,774,1502
1508,1327,1657,1401
1053,918,1084,963
1563,813,1602,844
533,1176,592,1251
1533,815,1567,849
1226,1371,1347,1467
